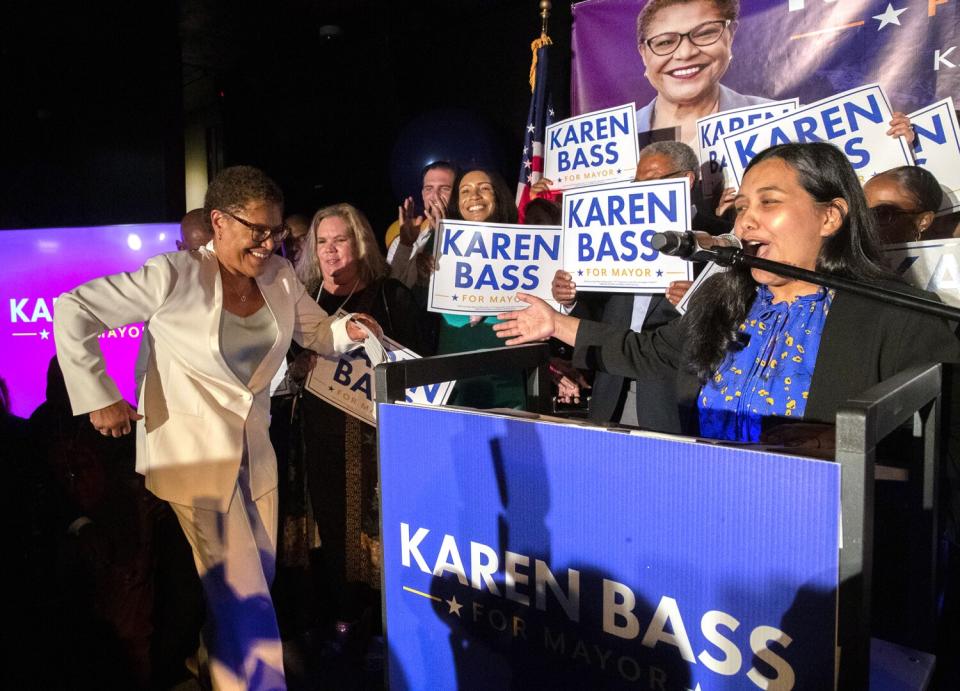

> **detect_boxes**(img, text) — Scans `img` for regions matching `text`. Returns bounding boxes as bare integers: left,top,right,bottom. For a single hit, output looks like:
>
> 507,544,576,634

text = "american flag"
515,41,555,221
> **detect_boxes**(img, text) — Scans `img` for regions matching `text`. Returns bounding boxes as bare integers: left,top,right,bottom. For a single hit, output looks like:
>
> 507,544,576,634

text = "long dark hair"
873,165,943,213
446,168,518,224
684,142,896,380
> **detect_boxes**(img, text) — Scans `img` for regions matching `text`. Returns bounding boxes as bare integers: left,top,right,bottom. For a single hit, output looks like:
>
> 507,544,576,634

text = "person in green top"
439,168,527,409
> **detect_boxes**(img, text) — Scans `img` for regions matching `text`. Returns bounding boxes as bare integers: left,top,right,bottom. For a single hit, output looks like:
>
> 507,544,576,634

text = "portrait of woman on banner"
635,0,768,147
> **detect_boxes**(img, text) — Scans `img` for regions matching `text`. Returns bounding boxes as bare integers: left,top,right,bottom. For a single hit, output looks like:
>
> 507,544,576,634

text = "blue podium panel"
378,405,841,691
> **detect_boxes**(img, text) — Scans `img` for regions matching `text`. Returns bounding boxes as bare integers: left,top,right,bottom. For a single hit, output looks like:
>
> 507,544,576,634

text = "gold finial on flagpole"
540,0,552,37
529,1,553,92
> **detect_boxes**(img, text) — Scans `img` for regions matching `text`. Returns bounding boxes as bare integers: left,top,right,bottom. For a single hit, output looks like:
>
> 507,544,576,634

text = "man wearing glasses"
634,0,769,147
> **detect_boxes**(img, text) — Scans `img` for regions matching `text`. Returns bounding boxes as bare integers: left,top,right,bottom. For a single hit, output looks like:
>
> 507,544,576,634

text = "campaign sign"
884,237,960,308
722,84,913,186
1,223,179,417
544,103,640,190
305,324,453,425
562,179,693,292
697,99,800,202
379,405,840,690
909,98,960,212
428,221,562,315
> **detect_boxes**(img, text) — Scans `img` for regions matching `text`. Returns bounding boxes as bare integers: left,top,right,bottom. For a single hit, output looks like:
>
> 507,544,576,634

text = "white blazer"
54,245,356,511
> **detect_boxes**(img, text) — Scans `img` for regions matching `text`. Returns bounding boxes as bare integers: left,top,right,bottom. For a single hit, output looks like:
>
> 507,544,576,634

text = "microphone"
652,230,742,261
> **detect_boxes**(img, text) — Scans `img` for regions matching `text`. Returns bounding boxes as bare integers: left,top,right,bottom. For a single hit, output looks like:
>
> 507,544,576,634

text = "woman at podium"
494,142,960,441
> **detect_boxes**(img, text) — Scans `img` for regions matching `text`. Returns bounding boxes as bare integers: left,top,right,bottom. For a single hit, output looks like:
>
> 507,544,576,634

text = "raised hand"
398,197,425,247
530,177,554,199
714,187,737,217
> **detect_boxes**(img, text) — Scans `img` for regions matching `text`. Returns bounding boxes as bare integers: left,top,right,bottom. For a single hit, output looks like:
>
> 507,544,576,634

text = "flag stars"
873,3,907,30
523,159,532,169
548,107,555,118
526,124,536,133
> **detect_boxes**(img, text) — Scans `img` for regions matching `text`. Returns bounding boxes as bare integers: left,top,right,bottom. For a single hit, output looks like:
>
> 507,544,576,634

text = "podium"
375,346,950,690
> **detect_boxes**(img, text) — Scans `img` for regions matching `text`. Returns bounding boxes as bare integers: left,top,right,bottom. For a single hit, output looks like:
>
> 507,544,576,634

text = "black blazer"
573,293,686,432
574,288,960,435
569,211,732,431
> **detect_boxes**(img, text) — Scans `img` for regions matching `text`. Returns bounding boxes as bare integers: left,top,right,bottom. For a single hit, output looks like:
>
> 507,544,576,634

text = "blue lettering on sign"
442,230,560,261
333,358,374,401
405,382,444,404
549,112,631,150
568,190,678,228
701,110,784,148
733,94,886,170
455,263,540,291
913,114,947,165
578,229,658,262
557,142,619,172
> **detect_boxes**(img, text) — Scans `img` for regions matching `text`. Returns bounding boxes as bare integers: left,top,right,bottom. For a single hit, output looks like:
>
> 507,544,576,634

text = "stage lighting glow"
0,223,178,417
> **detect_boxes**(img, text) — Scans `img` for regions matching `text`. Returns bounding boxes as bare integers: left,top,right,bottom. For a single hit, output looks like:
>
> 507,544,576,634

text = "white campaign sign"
697,99,800,202
721,84,913,185
561,178,693,292
909,98,960,212
883,237,960,308
305,312,454,425
428,220,562,315
544,103,640,190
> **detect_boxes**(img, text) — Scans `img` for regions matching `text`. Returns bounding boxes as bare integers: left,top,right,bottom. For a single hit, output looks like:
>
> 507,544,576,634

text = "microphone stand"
709,246,960,322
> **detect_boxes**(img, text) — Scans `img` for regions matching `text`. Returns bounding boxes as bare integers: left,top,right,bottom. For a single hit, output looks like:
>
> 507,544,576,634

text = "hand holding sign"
886,112,915,145
551,270,577,307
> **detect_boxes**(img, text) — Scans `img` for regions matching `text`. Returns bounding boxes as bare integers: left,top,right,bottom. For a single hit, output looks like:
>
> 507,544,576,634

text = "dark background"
0,0,574,236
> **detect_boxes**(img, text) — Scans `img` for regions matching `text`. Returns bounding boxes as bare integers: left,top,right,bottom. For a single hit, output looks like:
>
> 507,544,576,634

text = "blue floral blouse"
698,285,835,441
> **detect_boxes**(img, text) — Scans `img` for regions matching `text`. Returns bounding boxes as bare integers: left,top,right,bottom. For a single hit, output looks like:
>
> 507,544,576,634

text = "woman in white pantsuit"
53,166,380,691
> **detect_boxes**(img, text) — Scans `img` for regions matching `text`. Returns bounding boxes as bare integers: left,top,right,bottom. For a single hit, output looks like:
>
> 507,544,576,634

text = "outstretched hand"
90,400,142,437
493,293,558,345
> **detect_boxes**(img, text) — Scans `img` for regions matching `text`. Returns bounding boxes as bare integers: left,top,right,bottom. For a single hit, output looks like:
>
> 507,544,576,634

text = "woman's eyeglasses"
870,204,925,227
643,20,732,57
219,210,291,243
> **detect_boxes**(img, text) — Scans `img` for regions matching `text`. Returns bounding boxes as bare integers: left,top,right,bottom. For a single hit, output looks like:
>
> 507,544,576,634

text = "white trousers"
170,460,285,691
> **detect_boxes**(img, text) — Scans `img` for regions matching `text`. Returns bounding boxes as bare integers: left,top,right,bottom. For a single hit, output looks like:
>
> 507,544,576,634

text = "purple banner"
572,0,960,120
1,224,179,418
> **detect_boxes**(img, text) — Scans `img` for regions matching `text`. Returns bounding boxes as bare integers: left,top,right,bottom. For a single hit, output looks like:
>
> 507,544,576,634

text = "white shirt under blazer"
54,244,357,512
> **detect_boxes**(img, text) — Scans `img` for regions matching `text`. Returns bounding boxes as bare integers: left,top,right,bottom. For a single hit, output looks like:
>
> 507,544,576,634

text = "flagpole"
540,0,551,36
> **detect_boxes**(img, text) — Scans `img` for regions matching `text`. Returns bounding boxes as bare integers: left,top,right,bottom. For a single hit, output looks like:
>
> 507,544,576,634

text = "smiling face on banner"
638,1,735,109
